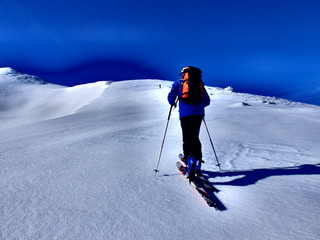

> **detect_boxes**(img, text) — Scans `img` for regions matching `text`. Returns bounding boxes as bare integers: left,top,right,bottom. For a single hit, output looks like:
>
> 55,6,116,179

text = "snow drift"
0,68,108,127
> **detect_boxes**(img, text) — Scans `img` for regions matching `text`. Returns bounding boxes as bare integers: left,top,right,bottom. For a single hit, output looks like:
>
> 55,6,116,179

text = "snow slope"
0,69,319,240
0,68,107,127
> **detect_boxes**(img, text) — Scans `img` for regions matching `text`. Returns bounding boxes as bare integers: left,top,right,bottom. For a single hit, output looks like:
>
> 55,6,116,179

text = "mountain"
0,69,319,239
0,67,47,84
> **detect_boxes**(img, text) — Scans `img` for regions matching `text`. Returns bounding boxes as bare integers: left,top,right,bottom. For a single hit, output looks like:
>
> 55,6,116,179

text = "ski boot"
195,159,202,177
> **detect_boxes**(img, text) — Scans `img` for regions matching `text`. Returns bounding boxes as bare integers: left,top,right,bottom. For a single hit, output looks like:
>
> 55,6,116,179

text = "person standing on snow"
168,66,210,179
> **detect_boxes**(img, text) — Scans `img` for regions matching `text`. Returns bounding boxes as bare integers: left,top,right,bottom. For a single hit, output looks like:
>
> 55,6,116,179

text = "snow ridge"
0,68,109,126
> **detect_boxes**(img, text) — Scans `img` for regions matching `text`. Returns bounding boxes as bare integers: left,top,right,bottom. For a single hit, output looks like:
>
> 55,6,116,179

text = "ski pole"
154,100,177,176
203,118,222,171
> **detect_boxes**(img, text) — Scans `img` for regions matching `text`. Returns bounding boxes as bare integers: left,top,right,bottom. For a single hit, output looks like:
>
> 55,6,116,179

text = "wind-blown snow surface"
0,68,107,127
0,70,319,239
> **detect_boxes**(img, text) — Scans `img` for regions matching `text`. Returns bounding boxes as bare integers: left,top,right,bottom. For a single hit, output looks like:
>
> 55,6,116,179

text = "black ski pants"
180,115,203,160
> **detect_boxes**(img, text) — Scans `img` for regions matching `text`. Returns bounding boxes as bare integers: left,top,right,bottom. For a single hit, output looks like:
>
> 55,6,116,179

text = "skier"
168,66,210,179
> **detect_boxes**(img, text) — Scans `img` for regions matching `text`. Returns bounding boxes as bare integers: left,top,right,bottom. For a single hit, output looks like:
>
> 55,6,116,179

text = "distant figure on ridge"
168,66,210,180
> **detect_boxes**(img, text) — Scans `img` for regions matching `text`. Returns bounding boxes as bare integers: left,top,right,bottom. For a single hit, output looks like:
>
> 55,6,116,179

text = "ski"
176,161,218,209
178,154,219,193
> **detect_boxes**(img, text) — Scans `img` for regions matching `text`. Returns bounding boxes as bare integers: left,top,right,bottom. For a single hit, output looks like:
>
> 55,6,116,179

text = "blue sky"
1,0,320,104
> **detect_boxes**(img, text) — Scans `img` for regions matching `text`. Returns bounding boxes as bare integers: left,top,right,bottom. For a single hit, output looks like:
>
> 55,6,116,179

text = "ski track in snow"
0,72,320,240
208,142,313,170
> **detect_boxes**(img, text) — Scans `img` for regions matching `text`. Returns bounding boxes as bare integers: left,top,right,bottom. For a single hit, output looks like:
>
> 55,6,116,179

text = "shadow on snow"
202,163,320,187
159,163,320,211
200,163,319,211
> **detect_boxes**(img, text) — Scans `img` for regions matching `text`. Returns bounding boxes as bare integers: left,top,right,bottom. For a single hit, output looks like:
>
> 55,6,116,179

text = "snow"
0,67,13,75
0,69,319,239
